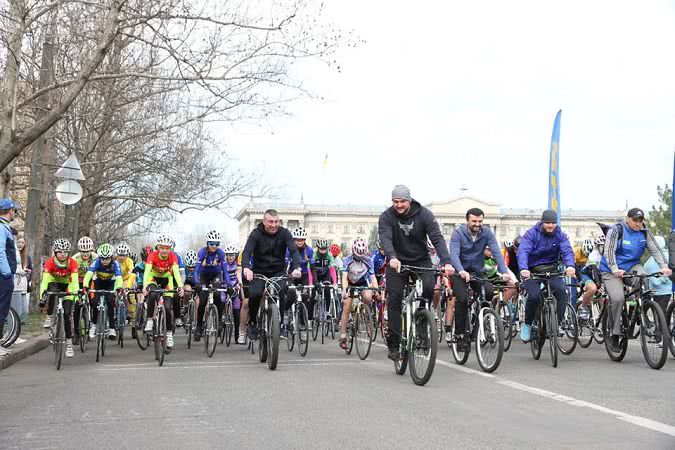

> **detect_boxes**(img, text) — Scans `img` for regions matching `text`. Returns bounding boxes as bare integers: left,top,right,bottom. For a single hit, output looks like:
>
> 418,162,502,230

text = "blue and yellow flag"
672,150,674,231
547,110,562,224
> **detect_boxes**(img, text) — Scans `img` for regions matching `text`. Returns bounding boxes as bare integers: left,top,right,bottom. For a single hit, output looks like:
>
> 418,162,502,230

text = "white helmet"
116,243,130,257
53,238,72,253
351,237,368,256
582,240,594,256
156,234,173,248
292,227,308,239
77,236,94,252
185,249,198,267
205,230,221,244
503,239,513,249
594,235,605,246
223,242,239,254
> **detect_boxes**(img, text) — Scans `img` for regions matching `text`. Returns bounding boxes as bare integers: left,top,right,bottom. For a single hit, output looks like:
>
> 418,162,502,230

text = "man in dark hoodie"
242,209,302,339
378,185,454,361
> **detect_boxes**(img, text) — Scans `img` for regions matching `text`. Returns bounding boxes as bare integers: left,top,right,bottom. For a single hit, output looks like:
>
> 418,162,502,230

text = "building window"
343,224,350,234
311,225,318,234
357,224,364,234
576,227,583,238
327,224,333,234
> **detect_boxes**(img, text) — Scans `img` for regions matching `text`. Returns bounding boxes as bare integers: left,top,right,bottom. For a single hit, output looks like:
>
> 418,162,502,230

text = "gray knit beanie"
391,185,412,201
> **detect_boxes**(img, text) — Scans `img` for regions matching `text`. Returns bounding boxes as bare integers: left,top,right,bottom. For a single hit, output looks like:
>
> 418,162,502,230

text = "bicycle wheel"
576,303,593,348
372,303,379,342
297,302,309,357
497,301,512,352
558,303,577,355
186,301,194,349
135,303,149,351
258,308,268,363
546,301,558,367
157,307,166,366
267,302,281,370
0,307,20,348
355,305,373,360
530,305,544,361
592,301,606,344
286,310,295,352
639,300,668,370
101,309,107,357
312,302,320,342
54,312,64,370
450,315,470,365
224,302,234,347
204,304,218,358
346,318,355,355
475,308,504,373
96,308,105,362
117,302,126,348
666,301,675,358
601,305,628,362
410,308,437,385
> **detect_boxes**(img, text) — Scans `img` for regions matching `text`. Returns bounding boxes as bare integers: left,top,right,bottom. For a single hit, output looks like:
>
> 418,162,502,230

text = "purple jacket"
517,222,574,271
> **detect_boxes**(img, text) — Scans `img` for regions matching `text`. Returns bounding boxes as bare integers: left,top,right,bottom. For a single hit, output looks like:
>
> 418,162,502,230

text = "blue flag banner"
547,110,562,225
672,150,674,230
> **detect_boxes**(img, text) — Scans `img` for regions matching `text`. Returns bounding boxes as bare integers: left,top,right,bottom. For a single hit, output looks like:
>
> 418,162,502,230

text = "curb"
0,334,50,370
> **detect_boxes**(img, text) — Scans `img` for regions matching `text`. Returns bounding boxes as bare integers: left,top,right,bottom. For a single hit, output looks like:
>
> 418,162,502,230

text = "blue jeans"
0,275,14,327
523,276,567,325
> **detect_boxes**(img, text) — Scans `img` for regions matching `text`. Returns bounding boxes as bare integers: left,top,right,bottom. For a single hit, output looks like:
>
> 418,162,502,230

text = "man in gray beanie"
378,185,454,362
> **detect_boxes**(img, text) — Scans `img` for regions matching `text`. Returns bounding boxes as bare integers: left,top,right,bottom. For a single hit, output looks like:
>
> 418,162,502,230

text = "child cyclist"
221,243,244,343
339,237,378,349
82,243,124,340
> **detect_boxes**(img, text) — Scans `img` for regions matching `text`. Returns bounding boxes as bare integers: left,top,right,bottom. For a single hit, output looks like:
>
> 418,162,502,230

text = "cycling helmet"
594,235,605,246
582,241,594,256
185,249,198,267
53,238,72,253
156,234,173,248
97,243,114,258
223,242,239,255
315,238,329,249
205,230,221,244
141,245,152,261
116,242,130,257
292,227,308,239
130,252,137,263
583,238,594,248
351,237,368,256
503,239,513,249
329,243,340,257
77,236,94,252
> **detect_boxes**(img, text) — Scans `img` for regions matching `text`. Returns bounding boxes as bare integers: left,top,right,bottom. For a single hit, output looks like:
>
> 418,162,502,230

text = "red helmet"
329,243,340,257
351,238,368,256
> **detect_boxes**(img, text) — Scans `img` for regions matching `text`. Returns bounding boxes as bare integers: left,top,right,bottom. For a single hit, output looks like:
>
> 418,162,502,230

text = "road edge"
0,334,50,370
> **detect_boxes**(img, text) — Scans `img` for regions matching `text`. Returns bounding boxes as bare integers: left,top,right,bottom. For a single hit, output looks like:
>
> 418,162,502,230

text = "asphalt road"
1,329,674,449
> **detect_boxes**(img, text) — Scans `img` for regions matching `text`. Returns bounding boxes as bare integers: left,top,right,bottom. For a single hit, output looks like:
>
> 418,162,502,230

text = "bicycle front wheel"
576,303,593,348
497,301,512,352
224,302,234,347
450,315,470,365
157,307,166,366
546,301,558,367
667,301,675,358
204,304,218,358
186,301,194,349
312,301,320,342
639,300,668,370
135,303,149,351
54,312,64,370
558,303,577,355
297,302,309,357
1,307,21,348
475,308,503,373
410,308,437,386
117,302,126,348
96,308,105,362
530,305,544,361
267,303,281,370
355,305,373,360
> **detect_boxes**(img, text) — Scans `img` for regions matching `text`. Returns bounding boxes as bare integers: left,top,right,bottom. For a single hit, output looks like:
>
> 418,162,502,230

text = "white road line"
99,358,357,368
95,361,375,371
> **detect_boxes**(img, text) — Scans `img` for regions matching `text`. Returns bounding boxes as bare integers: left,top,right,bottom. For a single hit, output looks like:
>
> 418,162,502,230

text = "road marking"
99,358,357,368
95,361,375,371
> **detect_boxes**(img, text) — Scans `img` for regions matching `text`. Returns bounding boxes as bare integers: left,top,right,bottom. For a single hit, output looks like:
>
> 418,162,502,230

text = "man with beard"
378,185,454,361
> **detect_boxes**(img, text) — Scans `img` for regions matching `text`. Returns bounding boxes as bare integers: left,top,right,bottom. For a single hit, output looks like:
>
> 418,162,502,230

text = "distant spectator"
12,237,30,323
0,199,18,356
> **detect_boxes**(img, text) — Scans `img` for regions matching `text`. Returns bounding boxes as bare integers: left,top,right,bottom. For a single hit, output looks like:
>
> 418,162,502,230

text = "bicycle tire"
96,308,105,362
297,302,309,357
475,308,504,373
450,315,470,365
497,301,512,352
410,308,437,385
1,307,21,348
267,302,281,370
135,303,149,351
205,304,218,358
666,301,675,358
157,307,166,366
394,349,408,375
186,301,194,349
593,302,606,344
78,308,87,353
258,308,268,363
54,311,64,370
312,302,320,342
639,300,668,370
355,305,373,360
372,303,379,342
346,318,355,355
576,303,593,348
224,302,234,347
530,305,544,361
117,302,126,348
558,303,577,355
286,309,295,352
547,301,558,367
602,305,628,362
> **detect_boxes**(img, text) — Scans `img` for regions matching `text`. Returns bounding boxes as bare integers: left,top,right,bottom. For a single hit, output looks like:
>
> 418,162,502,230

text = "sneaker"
247,326,258,341
144,318,154,332
608,335,621,352
43,317,52,328
578,305,590,321
237,332,245,345
65,340,74,358
339,335,348,350
457,335,470,352
194,325,202,342
166,331,174,348
108,329,117,339
445,331,454,343
558,325,565,337
175,317,183,327
89,326,96,338
387,347,400,361
520,324,532,342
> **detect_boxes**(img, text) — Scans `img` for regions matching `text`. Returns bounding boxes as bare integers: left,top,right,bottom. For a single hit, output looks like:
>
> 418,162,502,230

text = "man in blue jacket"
516,209,576,342
449,207,511,350
0,199,18,356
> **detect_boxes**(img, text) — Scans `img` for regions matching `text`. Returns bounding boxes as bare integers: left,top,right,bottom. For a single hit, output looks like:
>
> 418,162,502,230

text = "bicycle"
115,289,128,348
132,288,151,351
74,291,91,353
576,288,607,348
89,289,116,362
218,286,238,348
392,265,439,386
249,274,283,370
201,285,227,357
312,281,337,344
146,287,178,367
285,284,312,357
665,295,675,358
182,289,197,349
492,282,517,353
602,272,669,370
42,291,75,370
527,272,565,368
0,306,21,349
449,276,504,373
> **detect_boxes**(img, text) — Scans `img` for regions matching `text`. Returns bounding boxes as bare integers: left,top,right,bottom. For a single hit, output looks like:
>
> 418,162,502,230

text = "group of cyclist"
36,184,673,370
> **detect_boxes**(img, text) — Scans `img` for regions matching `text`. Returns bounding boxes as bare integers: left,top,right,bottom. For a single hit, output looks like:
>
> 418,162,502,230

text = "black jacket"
242,223,301,274
378,199,451,266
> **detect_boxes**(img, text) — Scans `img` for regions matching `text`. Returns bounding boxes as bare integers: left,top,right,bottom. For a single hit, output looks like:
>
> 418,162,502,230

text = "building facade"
235,195,625,251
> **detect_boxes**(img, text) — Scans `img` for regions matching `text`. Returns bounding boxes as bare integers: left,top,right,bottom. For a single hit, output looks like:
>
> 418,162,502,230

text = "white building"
235,195,625,250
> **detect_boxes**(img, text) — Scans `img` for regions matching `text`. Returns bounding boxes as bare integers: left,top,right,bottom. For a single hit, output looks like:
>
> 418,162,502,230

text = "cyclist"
516,209,576,342
449,208,511,350
82,243,123,339
116,243,134,320
378,185,454,361
338,237,378,349
577,235,604,320
72,236,96,342
504,236,522,281
183,249,198,296
600,208,670,351
312,238,338,322
142,234,184,349
286,227,315,325
372,242,387,286
194,230,226,341
241,209,301,340
222,242,243,342
39,239,79,358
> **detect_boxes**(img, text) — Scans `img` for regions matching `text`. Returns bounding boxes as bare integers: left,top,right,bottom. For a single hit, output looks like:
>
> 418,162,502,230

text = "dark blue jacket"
449,224,507,274
195,247,226,278
517,222,574,271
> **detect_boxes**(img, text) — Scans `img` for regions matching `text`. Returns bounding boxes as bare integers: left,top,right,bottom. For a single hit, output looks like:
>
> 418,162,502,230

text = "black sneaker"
194,326,202,342
387,348,400,361
457,335,471,352
608,335,621,352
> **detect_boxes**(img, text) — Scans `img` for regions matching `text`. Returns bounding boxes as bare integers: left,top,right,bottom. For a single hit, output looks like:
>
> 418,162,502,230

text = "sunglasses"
207,241,220,247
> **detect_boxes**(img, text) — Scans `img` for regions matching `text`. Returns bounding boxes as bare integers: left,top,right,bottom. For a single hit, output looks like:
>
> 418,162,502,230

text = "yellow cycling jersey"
118,256,134,284
574,247,588,267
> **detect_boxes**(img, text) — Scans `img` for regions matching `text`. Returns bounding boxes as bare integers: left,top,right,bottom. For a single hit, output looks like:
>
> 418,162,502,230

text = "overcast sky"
175,0,675,246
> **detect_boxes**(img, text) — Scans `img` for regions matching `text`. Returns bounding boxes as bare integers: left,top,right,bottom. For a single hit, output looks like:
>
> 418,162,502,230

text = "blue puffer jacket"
517,222,574,271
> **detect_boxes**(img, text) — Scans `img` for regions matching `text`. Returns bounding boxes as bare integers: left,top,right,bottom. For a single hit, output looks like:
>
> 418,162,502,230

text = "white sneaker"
144,318,154,332
108,329,117,338
0,346,9,356
89,326,96,338
65,340,74,358
43,317,52,328
166,331,174,348
175,317,183,327
237,332,245,344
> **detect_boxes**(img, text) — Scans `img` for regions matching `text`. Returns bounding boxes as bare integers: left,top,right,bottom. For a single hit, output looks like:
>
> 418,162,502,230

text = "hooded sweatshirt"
241,223,301,274
517,222,575,271
378,199,451,266
644,236,672,296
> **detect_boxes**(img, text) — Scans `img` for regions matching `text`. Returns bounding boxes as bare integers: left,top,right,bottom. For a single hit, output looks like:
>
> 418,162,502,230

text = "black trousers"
385,267,435,349
197,272,222,327
248,271,288,326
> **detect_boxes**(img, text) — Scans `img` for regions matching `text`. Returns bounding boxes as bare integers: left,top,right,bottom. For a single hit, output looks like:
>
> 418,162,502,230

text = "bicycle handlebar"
398,264,444,275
